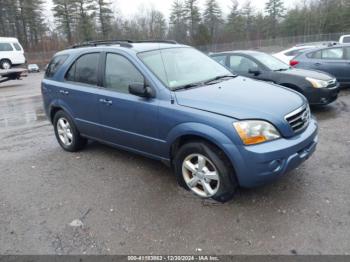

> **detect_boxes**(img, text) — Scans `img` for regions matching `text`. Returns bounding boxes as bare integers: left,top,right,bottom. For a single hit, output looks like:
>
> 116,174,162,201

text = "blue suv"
42,40,318,202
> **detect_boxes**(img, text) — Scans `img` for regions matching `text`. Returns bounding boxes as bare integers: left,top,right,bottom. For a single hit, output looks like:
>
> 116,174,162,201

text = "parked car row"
42,40,318,202
211,50,340,106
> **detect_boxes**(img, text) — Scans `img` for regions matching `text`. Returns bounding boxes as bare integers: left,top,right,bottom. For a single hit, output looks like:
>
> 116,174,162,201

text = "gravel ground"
0,73,349,255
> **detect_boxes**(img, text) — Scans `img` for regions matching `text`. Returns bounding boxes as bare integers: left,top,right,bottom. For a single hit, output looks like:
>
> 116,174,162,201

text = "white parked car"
0,37,26,69
273,42,338,65
339,35,350,44
273,45,317,64
27,64,40,73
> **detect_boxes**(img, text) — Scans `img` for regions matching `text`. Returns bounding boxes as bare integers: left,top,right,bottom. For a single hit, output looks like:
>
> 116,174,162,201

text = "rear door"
55,52,103,139
97,52,161,156
320,47,348,82
308,47,348,82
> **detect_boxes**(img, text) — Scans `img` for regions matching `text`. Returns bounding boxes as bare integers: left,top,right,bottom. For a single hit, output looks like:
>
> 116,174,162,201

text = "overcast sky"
44,0,296,24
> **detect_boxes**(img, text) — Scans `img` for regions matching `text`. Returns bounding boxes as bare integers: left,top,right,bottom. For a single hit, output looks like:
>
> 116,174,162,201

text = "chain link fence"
24,50,57,68
23,32,350,68
196,32,350,54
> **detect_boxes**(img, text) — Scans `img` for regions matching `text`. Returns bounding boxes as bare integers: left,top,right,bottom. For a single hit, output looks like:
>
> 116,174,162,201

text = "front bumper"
224,118,318,187
306,84,340,105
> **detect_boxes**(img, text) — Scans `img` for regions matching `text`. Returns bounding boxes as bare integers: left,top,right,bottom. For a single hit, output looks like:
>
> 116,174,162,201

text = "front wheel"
174,141,238,203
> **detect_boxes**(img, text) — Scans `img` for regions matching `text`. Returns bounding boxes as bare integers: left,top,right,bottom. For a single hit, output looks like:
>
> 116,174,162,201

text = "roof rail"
70,39,178,49
295,41,338,47
71,40,133,49
134,40,178,44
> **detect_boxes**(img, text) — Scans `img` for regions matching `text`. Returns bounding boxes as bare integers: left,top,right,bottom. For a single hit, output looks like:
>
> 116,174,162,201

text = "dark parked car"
210,51,340,106
291,44,350,86
42,41,318,202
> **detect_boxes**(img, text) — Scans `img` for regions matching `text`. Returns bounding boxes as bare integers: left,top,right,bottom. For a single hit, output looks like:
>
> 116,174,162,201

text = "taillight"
290,60,299,67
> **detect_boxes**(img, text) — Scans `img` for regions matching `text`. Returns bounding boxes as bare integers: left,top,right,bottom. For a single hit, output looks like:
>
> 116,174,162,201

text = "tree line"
0,0,350,51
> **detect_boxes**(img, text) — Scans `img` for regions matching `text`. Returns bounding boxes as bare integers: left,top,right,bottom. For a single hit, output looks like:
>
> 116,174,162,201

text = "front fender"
165,122,237,159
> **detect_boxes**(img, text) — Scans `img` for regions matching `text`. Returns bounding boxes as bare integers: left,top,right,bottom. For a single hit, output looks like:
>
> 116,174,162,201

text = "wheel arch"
167,123,239,176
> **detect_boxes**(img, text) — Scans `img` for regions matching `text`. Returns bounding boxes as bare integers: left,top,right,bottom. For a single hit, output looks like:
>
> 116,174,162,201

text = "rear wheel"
0,59,12,70
53,110,87,152
174,141,238,202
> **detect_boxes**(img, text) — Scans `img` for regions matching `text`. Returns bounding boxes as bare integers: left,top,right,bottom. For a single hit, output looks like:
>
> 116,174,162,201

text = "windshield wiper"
274,68,289,72
173,82,204,91
204,74,237,85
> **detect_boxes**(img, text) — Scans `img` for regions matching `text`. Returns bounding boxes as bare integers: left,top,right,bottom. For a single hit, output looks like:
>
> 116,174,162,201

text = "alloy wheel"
182,154,220,198
57,117,73,146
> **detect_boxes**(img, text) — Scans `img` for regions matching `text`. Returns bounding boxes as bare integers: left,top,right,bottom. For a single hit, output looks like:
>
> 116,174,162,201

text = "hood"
278,68,334,80
175,76,306,134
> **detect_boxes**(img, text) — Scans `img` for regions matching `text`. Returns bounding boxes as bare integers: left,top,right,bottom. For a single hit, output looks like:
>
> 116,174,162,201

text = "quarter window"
45,55,68,78
104,53,144,94
0,43,13,51
66,53,100,85
13,43,22,51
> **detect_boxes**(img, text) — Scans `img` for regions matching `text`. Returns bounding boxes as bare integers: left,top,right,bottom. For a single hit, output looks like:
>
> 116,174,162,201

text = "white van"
0,37,26,69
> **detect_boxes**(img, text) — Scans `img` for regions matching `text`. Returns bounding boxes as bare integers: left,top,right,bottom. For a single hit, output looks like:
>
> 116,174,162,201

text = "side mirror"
129,82,154,98
248,68,261,76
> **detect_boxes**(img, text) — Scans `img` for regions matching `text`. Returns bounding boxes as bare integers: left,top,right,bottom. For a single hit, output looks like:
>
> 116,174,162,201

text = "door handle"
314,63,322,66
99,98,113,105
59,90,69,95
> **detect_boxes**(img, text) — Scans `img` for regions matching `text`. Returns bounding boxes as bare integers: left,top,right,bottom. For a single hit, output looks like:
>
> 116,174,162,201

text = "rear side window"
13,43,22,51
66,53,100,86
342,36,350,43
307,50,322,59
322,47,343,60
344,47,350,60
45,55,68,78
0,43,13,51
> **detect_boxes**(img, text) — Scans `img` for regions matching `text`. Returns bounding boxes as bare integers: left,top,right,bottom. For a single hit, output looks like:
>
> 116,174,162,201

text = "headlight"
305,77,328,88
233,120,281,145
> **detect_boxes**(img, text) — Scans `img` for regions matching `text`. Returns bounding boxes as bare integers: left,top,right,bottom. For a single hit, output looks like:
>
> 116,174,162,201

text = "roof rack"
70,39,179,49
71,40,133,49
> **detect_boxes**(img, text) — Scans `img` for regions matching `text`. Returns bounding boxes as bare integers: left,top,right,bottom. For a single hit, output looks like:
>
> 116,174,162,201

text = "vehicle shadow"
83,140,305,208
0,83,25,89
311,99,349,121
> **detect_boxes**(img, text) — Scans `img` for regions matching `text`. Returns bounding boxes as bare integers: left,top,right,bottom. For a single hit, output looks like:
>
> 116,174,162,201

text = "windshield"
251,52,290,71
138,47,232,90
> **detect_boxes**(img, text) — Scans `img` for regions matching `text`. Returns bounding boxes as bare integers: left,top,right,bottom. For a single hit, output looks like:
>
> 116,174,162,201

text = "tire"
174,141,238,203
0,59,12,70
53,110,87,152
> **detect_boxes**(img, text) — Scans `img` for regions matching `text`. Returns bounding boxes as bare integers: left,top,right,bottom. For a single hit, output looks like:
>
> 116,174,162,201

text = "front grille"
285,105,310,133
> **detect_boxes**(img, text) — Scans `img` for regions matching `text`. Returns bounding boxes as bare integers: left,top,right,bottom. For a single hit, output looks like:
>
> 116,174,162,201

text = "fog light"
269,160,282,172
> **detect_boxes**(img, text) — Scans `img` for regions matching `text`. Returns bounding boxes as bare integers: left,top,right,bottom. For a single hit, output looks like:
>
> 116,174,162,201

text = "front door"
97,53,161,157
